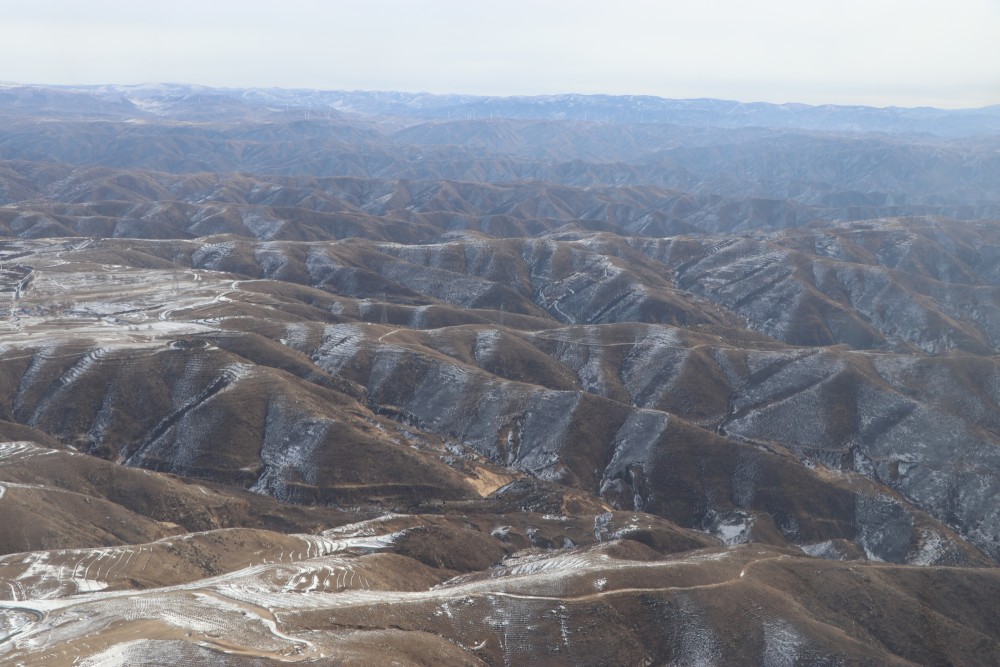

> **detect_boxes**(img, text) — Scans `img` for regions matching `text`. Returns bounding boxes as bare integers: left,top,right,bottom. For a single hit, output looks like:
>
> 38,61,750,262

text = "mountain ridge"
1,83,1000,665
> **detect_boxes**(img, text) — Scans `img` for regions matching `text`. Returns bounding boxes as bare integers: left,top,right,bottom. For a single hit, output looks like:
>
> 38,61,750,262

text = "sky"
1,0,998,109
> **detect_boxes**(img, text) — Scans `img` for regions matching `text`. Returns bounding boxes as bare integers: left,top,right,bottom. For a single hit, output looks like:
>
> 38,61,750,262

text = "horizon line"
3,80,998,113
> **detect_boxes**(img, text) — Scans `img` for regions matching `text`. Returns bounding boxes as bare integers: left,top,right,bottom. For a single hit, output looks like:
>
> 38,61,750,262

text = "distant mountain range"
1,83,999,229
3,81,999,135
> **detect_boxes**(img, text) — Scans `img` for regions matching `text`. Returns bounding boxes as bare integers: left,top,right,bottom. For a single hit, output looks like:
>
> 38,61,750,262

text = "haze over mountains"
1,83,1000,665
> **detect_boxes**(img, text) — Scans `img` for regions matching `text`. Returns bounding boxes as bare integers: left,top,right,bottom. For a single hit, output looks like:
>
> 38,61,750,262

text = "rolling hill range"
1,84,999,665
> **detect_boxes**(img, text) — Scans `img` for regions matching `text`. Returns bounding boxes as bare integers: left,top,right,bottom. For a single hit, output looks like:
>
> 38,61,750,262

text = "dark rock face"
1,85,999,665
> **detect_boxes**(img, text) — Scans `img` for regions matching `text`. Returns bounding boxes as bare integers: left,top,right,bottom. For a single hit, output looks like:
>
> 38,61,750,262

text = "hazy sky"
2,0,998,108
